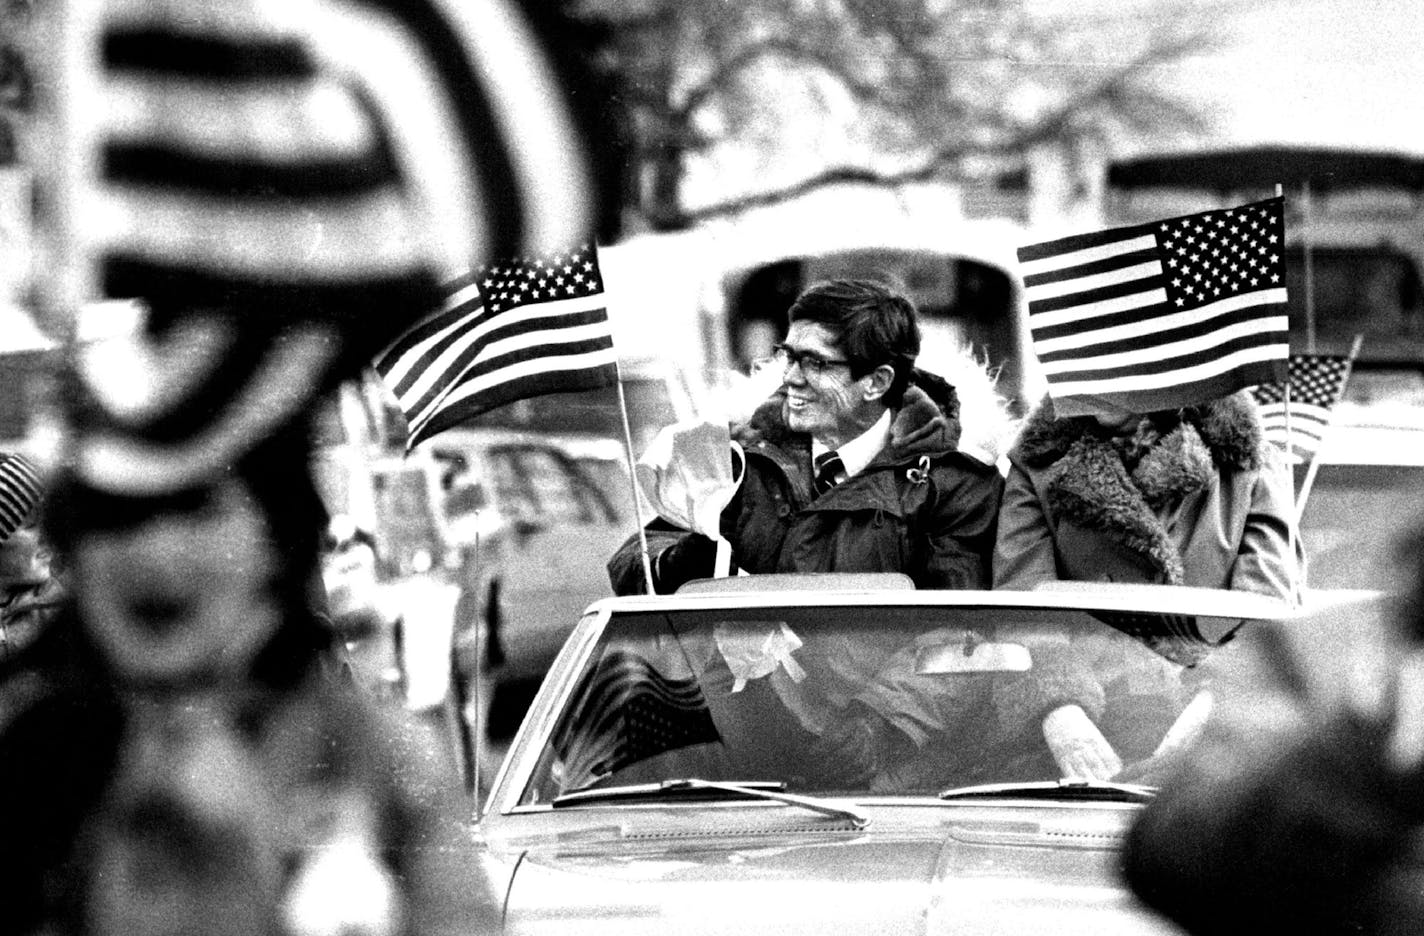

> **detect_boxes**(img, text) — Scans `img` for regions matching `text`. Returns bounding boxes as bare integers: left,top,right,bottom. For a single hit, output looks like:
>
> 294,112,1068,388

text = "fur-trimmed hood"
738,380,961,467
735,355,1017,469
1012,392,1265,472
1007,392,1268,584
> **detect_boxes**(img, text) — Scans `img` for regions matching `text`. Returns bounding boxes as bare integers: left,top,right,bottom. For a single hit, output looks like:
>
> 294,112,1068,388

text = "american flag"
0,453,40,542
1018,197,1290,416
1250,353,1353,466
376,243,619,450
552,649,722,789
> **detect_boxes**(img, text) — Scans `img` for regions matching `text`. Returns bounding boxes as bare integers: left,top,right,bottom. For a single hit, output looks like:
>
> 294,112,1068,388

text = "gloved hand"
652,533,719,593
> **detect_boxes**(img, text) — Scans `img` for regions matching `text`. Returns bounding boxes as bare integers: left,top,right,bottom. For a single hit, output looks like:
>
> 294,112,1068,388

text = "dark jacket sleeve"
991,459,1061,590
919,458,1003,590
607,519,707,597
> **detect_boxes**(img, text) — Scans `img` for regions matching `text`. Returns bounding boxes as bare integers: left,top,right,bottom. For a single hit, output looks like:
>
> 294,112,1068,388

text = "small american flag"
0,453,40,542
376,243,619,450
1250,354,1353,466
1018,197,1290,416
553,649,722,789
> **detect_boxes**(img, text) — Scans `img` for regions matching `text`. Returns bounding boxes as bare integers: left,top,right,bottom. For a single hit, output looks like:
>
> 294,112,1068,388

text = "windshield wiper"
551,778,870,828
938,779,1156,803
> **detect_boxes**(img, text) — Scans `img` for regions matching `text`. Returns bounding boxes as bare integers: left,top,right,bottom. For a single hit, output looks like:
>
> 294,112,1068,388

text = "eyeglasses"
770,344,852,379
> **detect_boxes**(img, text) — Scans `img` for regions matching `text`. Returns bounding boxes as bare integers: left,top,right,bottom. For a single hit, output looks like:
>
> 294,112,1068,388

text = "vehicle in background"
595,193,1040,419
313,377,479,792
437,353,702,463
473,575,1377,934
425,353,702,784
313,351,702,799
1105,146,1424,589
1105,146,1424,368
709,236,1036,415
695,202,1039,415
429,431,633,751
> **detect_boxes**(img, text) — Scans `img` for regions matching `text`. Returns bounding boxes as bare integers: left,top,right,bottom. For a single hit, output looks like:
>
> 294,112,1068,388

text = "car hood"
496,805,1182,936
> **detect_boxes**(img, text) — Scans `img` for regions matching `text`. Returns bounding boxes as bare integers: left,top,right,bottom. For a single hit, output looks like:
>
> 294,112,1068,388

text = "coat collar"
1009,391,1267,583
739,381,963,469
1012,391,1264,472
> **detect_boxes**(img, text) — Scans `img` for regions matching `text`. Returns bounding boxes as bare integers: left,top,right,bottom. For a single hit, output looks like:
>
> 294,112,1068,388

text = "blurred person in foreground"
1122,525,1424,935
990,393,1301,780
0,452,63,726
608,277,1007,595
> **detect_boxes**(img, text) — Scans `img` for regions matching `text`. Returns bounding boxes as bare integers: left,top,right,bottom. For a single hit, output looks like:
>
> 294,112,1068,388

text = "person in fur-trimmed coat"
989,391,1301,779
993,391,1298,597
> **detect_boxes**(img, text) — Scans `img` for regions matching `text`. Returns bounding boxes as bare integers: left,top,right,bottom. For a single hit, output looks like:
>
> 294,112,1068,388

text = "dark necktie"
813,451,844,497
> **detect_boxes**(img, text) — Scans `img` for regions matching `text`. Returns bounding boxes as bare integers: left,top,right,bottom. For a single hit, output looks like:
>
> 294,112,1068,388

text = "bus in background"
690,188,1040,417
1106,146,1424,367
1105,146,1424,588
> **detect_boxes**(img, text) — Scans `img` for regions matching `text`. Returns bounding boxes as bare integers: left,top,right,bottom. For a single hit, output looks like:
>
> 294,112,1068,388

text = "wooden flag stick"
1283,368,1300,606
1273,182,1302,605
613,361,656,594
1296,332,1365,520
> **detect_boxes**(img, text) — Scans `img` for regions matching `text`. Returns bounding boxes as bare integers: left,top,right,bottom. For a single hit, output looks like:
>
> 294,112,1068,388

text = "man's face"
780,321,872,444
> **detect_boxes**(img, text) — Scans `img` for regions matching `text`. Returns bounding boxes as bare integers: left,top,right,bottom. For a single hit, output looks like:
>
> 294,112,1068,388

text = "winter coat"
1122,587,1422,935
992,391,1299,601
608,375,1004,595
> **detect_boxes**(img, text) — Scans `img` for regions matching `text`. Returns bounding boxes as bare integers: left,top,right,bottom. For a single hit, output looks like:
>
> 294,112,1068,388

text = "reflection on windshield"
521,606,1248,804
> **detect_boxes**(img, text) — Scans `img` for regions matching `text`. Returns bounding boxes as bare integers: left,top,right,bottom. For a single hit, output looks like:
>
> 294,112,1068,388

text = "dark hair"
786,278,921,405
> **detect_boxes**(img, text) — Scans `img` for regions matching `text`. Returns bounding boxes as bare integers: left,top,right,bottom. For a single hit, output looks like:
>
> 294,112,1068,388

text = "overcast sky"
1147,0,1424,155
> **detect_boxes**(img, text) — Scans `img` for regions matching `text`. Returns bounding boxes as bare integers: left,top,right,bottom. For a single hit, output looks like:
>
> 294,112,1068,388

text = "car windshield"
518,601,1263,805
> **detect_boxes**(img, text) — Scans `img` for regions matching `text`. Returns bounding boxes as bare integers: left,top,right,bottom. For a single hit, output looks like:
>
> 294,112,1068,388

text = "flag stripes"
407,363,618,444
1018,197,1290,416
0,454,41,542
376,243,619,450
1250,353,1353,467
553,649,721,789
79,0,602,362
1257,402,1331,463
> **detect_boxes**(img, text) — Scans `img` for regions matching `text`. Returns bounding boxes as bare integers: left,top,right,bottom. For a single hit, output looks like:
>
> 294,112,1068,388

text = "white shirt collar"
812,409,892,481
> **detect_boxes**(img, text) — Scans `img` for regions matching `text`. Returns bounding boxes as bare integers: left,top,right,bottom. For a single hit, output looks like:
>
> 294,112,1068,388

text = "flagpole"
1272,182,1302,606
1302,180,1317,354
1296,332,1364,519
613,360,657,594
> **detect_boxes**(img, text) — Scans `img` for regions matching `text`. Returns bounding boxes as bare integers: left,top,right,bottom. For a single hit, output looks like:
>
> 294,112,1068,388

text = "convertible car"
470,575,1374,935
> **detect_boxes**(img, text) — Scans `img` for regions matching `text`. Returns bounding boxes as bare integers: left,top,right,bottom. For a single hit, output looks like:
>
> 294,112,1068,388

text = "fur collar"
1009,392,1266,583
1012,391,1264,471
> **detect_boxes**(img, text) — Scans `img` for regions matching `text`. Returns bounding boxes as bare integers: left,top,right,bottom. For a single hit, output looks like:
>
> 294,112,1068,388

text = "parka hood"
740,381,959,466
737,353,1016,468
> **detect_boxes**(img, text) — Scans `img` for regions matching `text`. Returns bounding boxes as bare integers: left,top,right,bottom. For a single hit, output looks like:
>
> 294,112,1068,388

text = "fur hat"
0,453,41,543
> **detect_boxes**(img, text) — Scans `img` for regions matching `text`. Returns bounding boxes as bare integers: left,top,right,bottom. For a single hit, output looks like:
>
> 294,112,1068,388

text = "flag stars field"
375,242,619,450
1016,197,1289,416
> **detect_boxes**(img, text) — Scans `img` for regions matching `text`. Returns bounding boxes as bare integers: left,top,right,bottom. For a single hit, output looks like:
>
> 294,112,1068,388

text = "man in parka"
606,279,1005,787
608,277,1003,596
